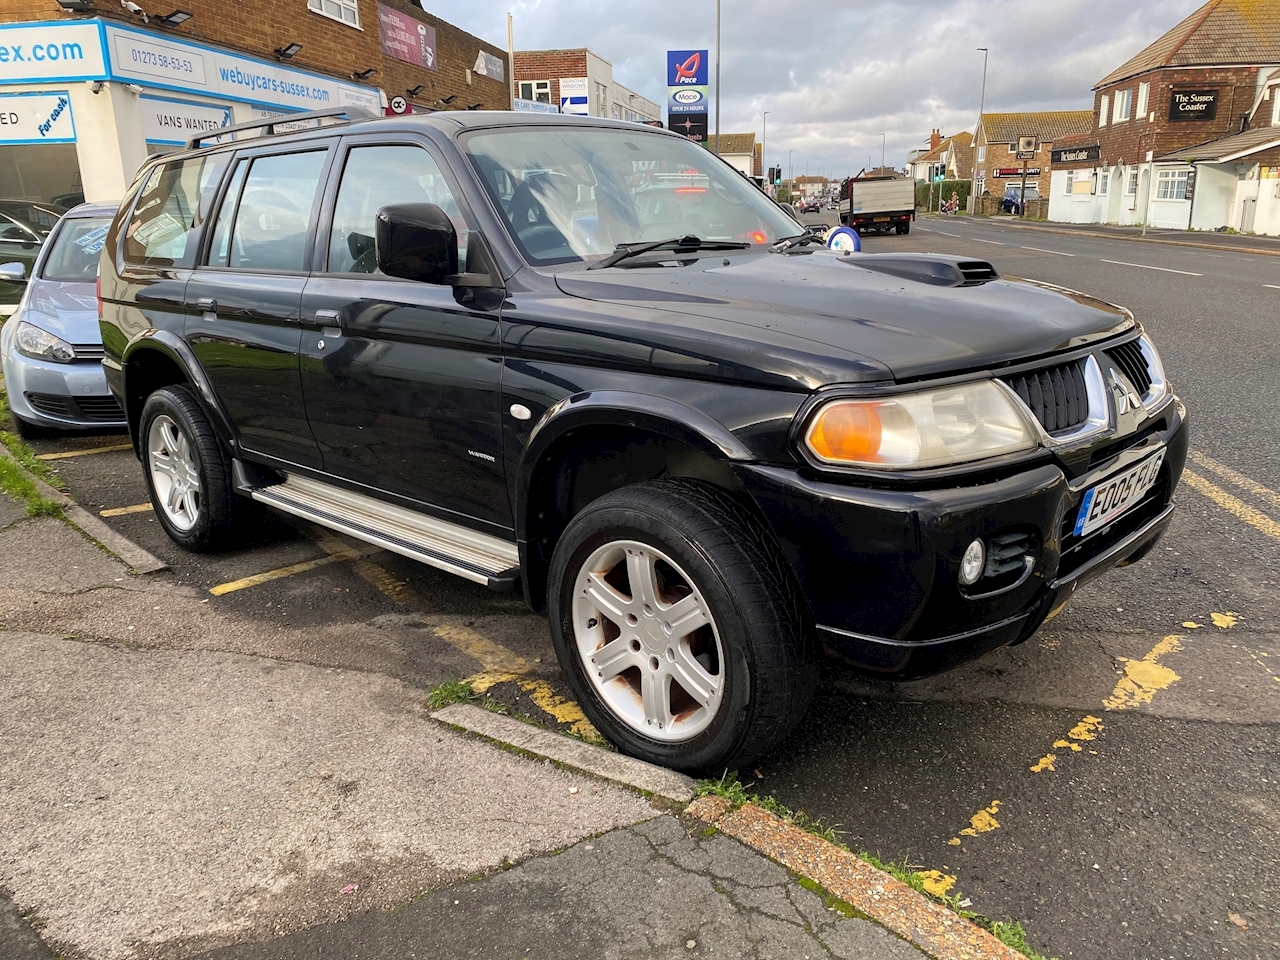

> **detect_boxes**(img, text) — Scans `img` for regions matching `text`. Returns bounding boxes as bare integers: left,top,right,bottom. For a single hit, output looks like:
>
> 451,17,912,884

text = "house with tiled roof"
1047,0,1280,233
907,130,974,182
974,111,1093,199
712,132,763,182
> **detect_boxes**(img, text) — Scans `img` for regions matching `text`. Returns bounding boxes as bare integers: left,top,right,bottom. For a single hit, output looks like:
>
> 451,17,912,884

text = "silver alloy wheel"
572,540,725,742
147,414,202,532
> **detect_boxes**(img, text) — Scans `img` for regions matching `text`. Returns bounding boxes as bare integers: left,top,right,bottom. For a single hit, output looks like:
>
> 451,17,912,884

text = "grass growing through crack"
427,678,500,711
694,773,1058,960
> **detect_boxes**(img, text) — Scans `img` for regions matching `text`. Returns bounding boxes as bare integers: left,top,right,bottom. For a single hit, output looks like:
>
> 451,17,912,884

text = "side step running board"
251,474,520,590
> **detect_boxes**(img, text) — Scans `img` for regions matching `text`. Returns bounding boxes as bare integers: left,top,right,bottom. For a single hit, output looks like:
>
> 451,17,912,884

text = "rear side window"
124,154,228,267
209,151,326,272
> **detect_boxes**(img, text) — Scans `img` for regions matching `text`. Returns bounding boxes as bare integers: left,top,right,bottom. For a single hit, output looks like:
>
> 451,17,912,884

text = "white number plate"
1073,450,1165,538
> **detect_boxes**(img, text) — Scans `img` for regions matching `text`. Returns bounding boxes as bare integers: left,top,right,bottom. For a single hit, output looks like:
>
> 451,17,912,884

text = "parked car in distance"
0,201,68,315
99,108,1187,774
1000,183,1041,215
1,203,124,437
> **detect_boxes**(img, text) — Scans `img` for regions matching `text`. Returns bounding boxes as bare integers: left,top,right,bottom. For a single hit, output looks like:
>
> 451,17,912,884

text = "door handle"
196,297,217,314
314,309,340,322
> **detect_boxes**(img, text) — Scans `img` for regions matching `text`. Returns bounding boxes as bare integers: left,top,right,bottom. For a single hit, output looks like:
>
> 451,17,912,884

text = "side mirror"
375,203,458,285
0,261,26,283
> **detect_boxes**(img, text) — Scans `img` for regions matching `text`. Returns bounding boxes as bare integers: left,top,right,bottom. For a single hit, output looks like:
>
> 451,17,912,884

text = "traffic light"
768,166,781,185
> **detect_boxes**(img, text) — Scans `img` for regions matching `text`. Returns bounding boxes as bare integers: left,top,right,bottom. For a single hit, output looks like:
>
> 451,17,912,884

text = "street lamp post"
969,47,988,214
714,0,721,155
762,110,770,194
788,149,794,195
881,133,886,173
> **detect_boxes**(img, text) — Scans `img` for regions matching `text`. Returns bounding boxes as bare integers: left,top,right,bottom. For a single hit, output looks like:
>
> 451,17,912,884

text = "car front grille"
1001,358,1090,434
25,392,124,423
1105,339,1152,395
72,344,105,361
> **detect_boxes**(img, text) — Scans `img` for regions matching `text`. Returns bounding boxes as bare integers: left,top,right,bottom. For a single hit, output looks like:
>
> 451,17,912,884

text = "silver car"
1,203,124,438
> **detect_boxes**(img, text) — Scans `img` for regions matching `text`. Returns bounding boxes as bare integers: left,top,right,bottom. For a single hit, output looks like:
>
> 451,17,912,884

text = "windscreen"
463,126,800,265
40,217,112,282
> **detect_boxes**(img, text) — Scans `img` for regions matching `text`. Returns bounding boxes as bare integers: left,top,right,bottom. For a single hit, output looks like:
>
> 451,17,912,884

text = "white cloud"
436,0,1202,177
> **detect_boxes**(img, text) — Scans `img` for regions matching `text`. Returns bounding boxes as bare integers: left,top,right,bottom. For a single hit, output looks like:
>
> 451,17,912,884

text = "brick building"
0,0,508,207
974,111,1093,200
1047,0,1280,232
512,49,660,124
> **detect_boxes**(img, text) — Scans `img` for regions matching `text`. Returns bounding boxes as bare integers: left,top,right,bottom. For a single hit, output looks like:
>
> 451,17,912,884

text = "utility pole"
881,132,886,172
788,148,794,193
714,0,721,155
969,47,988,213
507,13,515,108
762,110,770,194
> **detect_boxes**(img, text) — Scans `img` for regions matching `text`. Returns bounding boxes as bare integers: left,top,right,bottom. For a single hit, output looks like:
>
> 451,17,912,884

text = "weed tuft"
991,920,1055,960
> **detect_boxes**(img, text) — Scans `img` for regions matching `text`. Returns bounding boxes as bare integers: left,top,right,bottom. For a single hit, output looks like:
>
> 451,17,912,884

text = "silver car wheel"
572,540,725,742
147,414,202,532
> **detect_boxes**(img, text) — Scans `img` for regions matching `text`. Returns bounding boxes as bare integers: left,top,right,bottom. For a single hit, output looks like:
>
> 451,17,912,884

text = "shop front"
0,19,381,210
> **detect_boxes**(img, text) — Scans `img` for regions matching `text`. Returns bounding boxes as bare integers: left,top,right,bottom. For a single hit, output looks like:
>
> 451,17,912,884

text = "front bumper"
1,347,126,430
738,399,1188,679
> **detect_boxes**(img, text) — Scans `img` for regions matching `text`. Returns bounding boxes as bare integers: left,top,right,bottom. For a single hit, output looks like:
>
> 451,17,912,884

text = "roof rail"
185,105,380,151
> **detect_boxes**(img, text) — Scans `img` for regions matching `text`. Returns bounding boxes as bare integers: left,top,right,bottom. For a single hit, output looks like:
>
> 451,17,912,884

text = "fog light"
960,539,986,586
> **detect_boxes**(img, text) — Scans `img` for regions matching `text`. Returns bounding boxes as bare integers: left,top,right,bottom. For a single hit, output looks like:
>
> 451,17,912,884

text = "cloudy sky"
438,0,1202,178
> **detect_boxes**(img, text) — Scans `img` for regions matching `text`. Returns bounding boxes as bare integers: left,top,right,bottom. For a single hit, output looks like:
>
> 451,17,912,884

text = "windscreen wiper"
588,235,751,270
771,232,827,252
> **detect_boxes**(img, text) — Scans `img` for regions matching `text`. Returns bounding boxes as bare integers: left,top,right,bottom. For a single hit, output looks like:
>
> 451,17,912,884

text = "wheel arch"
516,391,758,612
121,331,233,452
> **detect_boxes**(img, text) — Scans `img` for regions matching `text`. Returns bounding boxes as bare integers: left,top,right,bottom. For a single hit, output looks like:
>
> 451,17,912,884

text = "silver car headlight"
15,321,76,363
804,380,1040,470
1138,334,1170,410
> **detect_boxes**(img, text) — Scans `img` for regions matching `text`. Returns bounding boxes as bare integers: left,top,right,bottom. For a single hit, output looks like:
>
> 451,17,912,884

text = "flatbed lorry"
838,174,915,234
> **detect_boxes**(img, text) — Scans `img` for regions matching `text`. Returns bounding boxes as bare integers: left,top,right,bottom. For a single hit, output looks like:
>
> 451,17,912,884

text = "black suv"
99,108,1187,773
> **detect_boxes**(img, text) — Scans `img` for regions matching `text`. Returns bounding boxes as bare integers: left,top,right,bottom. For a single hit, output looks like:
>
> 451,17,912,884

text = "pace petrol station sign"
667,49,708,142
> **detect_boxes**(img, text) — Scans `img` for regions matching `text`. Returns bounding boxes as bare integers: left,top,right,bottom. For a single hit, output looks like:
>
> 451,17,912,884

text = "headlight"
804,380,1039,470
1137,335,1170,409
15,321,76,363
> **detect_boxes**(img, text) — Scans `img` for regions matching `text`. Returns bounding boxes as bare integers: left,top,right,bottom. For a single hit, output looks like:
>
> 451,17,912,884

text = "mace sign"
1169,90,1217,122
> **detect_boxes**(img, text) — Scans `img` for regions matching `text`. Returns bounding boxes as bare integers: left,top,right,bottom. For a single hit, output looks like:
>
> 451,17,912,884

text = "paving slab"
0,631,655,960
0,516,129,593
191,815,927,960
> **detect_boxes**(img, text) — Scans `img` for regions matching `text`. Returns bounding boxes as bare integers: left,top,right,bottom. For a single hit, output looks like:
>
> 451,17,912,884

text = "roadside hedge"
914,179,971,212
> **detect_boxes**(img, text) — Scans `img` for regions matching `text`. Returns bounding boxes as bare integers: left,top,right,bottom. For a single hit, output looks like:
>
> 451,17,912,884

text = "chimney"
929,128,941,152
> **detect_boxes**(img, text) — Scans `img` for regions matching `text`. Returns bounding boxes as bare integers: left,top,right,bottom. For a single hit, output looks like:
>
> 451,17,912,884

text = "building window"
1125,168,1138,196
1136,81,1150,118
1273,89,1280,126
1064,170,1075,194
1156,168,1190,200
1099,94,1109,127
977,145,985,162
1099,170,1109,195
307,0,360,27
1113,88,1132,123
518,80,551,104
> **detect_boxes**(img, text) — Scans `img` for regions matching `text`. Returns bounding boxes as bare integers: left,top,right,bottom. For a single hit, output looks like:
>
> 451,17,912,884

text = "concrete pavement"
0,492,938,960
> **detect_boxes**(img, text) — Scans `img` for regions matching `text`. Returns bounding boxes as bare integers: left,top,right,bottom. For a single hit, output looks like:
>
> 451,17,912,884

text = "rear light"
751,231,767,244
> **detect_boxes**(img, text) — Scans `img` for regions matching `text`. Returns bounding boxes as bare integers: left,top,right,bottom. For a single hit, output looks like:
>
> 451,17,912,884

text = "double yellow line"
1182,450,1280,543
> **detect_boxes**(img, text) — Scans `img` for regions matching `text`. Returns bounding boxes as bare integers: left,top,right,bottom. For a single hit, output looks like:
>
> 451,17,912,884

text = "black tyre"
547,479,817,774
138,385,246,552
9,414,48,440
900,221,911,235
